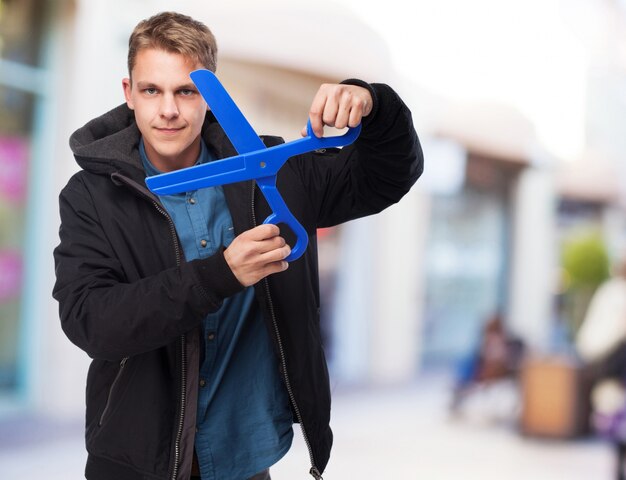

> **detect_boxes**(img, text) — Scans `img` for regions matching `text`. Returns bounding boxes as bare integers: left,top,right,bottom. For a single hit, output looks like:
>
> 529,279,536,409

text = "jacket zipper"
171,334,187,480
153,201,187,480
98,357,128,426
111,174,189,479
251,184,323,480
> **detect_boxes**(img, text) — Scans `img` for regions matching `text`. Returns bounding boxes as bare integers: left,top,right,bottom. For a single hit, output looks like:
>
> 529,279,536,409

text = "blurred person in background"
52,11,422,480
450,312,525,414
577,252,626,377
577,252,626,480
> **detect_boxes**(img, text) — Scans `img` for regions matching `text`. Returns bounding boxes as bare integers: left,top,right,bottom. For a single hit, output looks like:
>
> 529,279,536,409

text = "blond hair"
128,11,218,76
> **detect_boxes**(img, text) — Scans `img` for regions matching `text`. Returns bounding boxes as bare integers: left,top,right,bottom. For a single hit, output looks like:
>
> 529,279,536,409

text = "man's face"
122,48,207,172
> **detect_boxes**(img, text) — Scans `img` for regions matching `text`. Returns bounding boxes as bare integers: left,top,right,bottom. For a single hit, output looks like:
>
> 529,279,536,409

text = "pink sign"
0,250,22,302
0,137,29,203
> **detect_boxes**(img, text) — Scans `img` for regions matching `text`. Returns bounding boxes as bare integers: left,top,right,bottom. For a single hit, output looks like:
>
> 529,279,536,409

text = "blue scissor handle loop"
303,119,361,150
256,176,308,262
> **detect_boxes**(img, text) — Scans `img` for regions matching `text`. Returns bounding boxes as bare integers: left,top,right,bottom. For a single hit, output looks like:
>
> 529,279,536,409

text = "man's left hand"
303,83,373,138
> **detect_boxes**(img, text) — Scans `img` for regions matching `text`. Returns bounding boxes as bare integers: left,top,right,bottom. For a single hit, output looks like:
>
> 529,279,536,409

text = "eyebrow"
176,83,198,91
135,81,157,90
135,81,198,91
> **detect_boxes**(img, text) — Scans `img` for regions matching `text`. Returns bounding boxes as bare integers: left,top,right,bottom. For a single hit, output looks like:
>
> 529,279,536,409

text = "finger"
255,235,287,255
334,100,352,130
260,244,291,263
262,259,290,278
321,96,340,131
332,88,356,130
245,223,280,241
309,88,329,138
348,101,364,128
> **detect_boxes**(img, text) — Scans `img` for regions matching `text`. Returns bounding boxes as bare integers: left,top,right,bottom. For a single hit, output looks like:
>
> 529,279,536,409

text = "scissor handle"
303,119,361,149
263,213,308,262
256,177,308,262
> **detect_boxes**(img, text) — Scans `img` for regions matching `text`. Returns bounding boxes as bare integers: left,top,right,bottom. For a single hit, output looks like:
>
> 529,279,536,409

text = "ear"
122,78,134,110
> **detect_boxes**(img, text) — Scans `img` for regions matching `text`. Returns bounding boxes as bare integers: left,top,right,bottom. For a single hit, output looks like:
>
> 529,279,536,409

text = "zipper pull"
309,467,323,480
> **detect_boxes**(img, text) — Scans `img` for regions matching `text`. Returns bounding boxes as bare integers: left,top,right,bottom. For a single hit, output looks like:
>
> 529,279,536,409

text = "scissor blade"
145,155,252,195
191,69,266,154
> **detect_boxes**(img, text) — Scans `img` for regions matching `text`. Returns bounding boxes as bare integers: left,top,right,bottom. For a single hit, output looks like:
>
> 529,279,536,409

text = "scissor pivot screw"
260,161,267,168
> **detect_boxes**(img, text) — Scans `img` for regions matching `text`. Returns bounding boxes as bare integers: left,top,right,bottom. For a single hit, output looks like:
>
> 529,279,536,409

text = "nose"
159,93,179,120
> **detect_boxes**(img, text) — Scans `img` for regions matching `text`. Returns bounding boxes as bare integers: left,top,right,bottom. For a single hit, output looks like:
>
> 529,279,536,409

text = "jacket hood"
69,103,143,177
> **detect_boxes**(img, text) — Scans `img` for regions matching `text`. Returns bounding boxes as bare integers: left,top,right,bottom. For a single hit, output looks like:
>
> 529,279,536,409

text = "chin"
153,143,185,158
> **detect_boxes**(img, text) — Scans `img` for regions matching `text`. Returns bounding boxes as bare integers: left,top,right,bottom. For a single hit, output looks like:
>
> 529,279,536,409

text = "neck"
145,137,202,172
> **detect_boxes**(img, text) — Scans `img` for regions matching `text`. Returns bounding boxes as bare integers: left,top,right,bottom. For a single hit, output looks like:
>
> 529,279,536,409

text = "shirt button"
189,198,196,205
200,239,207,248
207,332,215,341
199,379,206,387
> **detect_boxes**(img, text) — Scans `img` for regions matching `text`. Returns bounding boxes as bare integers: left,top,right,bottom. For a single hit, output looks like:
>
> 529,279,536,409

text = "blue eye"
144,88,158,95
179,89,195,96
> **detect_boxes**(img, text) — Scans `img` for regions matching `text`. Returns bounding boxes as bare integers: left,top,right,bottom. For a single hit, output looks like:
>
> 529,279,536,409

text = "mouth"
155,126,185,135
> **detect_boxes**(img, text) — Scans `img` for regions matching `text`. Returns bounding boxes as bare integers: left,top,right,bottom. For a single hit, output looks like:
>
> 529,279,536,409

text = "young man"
53,11,422,480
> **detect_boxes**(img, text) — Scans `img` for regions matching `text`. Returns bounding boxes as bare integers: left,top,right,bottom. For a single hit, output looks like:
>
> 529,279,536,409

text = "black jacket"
53,80,422,480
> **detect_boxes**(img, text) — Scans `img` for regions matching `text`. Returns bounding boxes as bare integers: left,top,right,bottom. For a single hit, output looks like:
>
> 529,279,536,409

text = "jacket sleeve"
52,176,243,361
290,81,423,228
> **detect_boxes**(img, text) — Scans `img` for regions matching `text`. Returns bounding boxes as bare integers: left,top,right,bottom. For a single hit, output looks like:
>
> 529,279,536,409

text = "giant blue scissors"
145,70,361,262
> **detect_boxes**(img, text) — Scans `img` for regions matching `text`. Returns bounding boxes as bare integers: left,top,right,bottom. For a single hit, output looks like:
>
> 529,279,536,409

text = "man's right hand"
223,224,291,287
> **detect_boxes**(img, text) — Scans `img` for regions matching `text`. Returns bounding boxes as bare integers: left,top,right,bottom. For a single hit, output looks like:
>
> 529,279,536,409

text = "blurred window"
0,0,45,392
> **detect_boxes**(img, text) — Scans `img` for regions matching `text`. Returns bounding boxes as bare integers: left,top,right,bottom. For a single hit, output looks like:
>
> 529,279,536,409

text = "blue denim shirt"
141,139,293,480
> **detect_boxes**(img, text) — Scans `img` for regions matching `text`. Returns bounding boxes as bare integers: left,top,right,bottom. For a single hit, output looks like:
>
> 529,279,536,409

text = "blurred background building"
2,0,626,477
